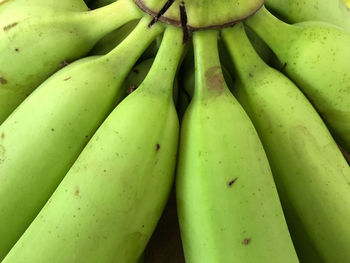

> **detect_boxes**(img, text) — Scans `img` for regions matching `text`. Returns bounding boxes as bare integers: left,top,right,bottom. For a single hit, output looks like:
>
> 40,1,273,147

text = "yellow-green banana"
3,25,184,263
0,0,142,124
246,6,350,152
90,0,117,9
89,20,139,55
176,30,298,263
346,0,350,8
123,58,154,94
222,23,350,263
264,0,350,31
0,17,163,260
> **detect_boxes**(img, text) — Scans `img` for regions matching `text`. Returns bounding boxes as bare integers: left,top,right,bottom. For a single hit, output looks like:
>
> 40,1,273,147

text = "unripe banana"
346,0,350,8
0,17,163,260
246,6,350,152
89,20,139,55
2,0,88,11
222,23,350,263
123,58,154,95
3,25,184,263
90,0,117,9
264,0,350,31
176,30,298,263
244,25,275,65
0,0,142,124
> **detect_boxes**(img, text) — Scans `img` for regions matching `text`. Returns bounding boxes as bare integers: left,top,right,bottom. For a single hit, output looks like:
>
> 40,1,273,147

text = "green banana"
89,20,139,55
0,17,163,260
176,30,298,263
346,0,350,8
90,0,117,9
246,6,350,152
3,25,184,263
177,86,190,123
123,58,154,95
181,49,234,98
264,0,350,31
244,25,276,66
222,23,350,263
0,0,88,11
0,0,142,124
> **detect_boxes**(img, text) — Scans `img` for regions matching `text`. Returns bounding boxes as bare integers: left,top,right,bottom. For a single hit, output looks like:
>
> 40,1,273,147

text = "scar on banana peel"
0,77,7,84
205,66,224,94
3,22,18,31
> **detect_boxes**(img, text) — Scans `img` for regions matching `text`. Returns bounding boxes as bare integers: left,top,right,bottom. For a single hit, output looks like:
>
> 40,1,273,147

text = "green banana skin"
90,20,139,55
264,0,350,32
181,50,234,98
123,58,154,94
0,0,88,12
176,30,298,263
222,23,350,263
246,6,350,152
0,17,162,260
90,0,117,8
244,25,276,66
0,0,142,124
3,25,184,263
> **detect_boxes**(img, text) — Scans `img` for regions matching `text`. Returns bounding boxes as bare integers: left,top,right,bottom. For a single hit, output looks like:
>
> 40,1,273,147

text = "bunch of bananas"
0,0,349,262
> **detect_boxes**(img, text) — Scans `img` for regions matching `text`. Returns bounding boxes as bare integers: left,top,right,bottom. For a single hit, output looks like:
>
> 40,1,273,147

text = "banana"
0,0,142,124
246,6,350,152
123,58,154,95
90,0,117,9
244,25,276,66
181,50,234,98
264,0,350,31
89,20,139,55
222,23,350,263
177,86,190,123
0,0,89,11
176,30,298,263
3,25,184,263
346,0,350,8
0,17,163,260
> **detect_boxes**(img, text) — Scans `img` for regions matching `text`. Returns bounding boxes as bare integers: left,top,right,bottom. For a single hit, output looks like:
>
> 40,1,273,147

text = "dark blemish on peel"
205,66,224,94
0,77,7,84
64,77,71,81
132,69,139,74
60,61,69,68
156,144,160,151
14,48,19,52
228,178,238,187
51,128,55,132
248,73,253,78
75,187,80,196
3,22,18,31
126,85,137,95
242,238,251,245
281,62,287,71
1,133,4,139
